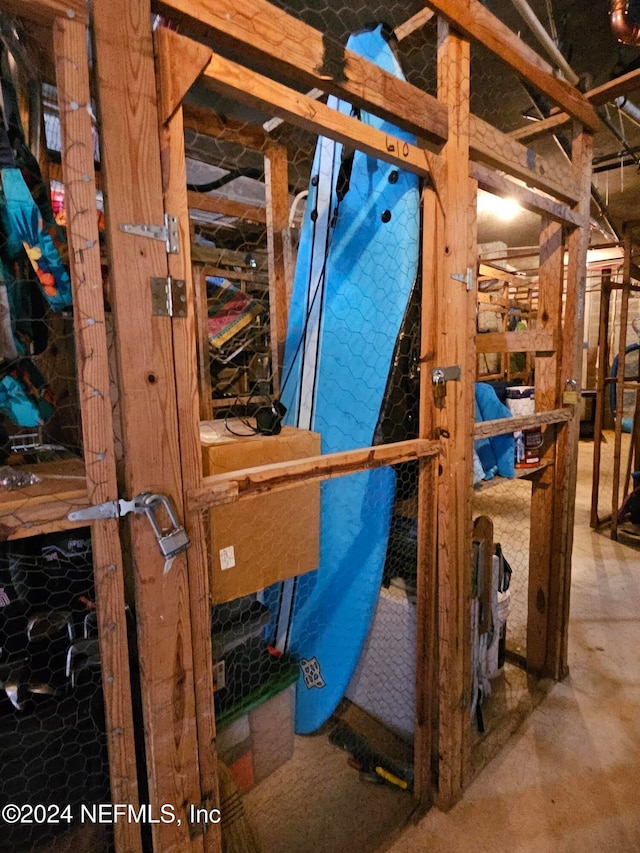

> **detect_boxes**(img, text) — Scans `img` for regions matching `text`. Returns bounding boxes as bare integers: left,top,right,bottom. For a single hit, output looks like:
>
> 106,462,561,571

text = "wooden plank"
475,330,555,353
434,20,475,807
187,190,266,223
156,0,449,145
188,438,441,511
199,52,439,179
0,0,85,24
92,1,205,848
473,408,572,438
590,275,612,528
546,127,593,679
471,162,583,227
478,262,537,287
508,111,572,143
156,46,221,848
423,0,598,132
264,143,292,392
52,18,142,851
183,103,273,152
414,186,440,807
155,27,212,124
395,7,435,41
527,217,564,673
469,115,580,204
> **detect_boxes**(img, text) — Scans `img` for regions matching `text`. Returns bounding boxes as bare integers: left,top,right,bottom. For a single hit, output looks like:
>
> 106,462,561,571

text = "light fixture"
477,190,522,221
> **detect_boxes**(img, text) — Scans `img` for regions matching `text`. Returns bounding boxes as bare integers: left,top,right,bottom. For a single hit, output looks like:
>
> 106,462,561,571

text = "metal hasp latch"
120,213,179,254
68,492,191,560
432,364,461,405
450,266,475,292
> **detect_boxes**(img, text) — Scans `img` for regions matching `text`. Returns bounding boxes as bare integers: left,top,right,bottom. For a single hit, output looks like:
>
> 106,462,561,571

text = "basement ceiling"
181,0,640,252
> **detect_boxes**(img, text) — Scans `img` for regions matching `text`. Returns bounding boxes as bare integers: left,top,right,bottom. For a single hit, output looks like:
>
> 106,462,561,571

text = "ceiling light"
477,191,522,221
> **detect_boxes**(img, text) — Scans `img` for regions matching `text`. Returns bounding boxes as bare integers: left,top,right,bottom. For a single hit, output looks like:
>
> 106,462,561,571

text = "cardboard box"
201,420,321,603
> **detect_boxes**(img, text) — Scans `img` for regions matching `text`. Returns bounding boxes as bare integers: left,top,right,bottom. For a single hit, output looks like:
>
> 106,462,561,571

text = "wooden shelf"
0,458,90,541
474,462,551,492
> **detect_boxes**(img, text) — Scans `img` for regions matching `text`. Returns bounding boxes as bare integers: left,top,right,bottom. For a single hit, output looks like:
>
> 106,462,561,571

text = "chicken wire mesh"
0,25,119,853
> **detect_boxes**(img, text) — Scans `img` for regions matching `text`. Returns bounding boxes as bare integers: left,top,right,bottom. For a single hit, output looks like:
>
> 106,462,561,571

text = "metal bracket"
450,266,475,292
150,276,187,317
68,497,142,522
432,365,461,384
120,213,179,254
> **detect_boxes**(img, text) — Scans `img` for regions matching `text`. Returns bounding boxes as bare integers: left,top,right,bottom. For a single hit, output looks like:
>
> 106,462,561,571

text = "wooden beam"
188,438,441,511
156,42,221,848
527,217,564,674
92,1,206,847
264,142,292,392
590,274,612,528
53,17,142,851
415,186,440,807
475,330,555,353
0,0,85,24
155,27,212,124
434,19,476,808
471,162,583,227
187,190,266,223
469,115,580,204
200,52,440,179
156,0,449,144
394,8,435,41
473,408,571,438
423,0,599,132
183,103,273,152
547,127,593,679
509,111,572,144
478,262,536,286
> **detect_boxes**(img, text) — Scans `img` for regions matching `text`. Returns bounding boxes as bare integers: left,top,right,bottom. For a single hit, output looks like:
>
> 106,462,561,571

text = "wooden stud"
527,217,564,673
611,227,633,540
434,19,476,807
0,0,85,24
92,1,206,847
264,143,292,393
187,190,267,224
155,31,221,848
475,330,555,354
546,127,593,678
395,8,435,42
52,17,142,851
590,273,612,528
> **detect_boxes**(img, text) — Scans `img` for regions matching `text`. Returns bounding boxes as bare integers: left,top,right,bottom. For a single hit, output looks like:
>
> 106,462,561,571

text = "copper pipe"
611,0,640,45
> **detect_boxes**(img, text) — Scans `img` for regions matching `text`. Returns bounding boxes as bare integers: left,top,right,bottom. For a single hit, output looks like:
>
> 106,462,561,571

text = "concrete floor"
384,442,640,853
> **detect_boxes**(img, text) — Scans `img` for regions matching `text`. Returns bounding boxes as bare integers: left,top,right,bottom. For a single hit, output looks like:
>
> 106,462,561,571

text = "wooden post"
91,2,206,847
414,187,440,806
546,126,593,678
527,216,564,673
590,271,612,528
155,27,222,853
611,227,632,540
434,19,476,807
53,17,142,851
264,143,293,394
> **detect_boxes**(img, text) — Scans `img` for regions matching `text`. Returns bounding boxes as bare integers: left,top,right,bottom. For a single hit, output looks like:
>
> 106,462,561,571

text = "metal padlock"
563,378,579,405
433,368,446,404
140,493,191,559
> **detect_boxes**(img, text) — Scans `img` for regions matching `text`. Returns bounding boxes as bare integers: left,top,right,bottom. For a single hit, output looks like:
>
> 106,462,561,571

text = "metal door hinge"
151,276,187,317
120,213,179,254
450,266,475,291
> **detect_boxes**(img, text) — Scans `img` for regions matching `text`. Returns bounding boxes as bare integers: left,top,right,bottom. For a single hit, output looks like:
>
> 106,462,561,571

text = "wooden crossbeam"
187,190,266,223
0,0,85,23
183,103,273,151
475,329,555,353
187,439,441,511
423,0,598,132
473,408,572,438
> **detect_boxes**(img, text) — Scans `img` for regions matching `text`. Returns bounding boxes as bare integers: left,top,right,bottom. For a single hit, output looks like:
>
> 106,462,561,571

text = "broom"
218,760,261,853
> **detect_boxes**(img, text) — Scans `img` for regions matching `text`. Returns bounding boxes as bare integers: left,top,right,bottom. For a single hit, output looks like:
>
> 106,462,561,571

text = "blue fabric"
474,383,515,479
